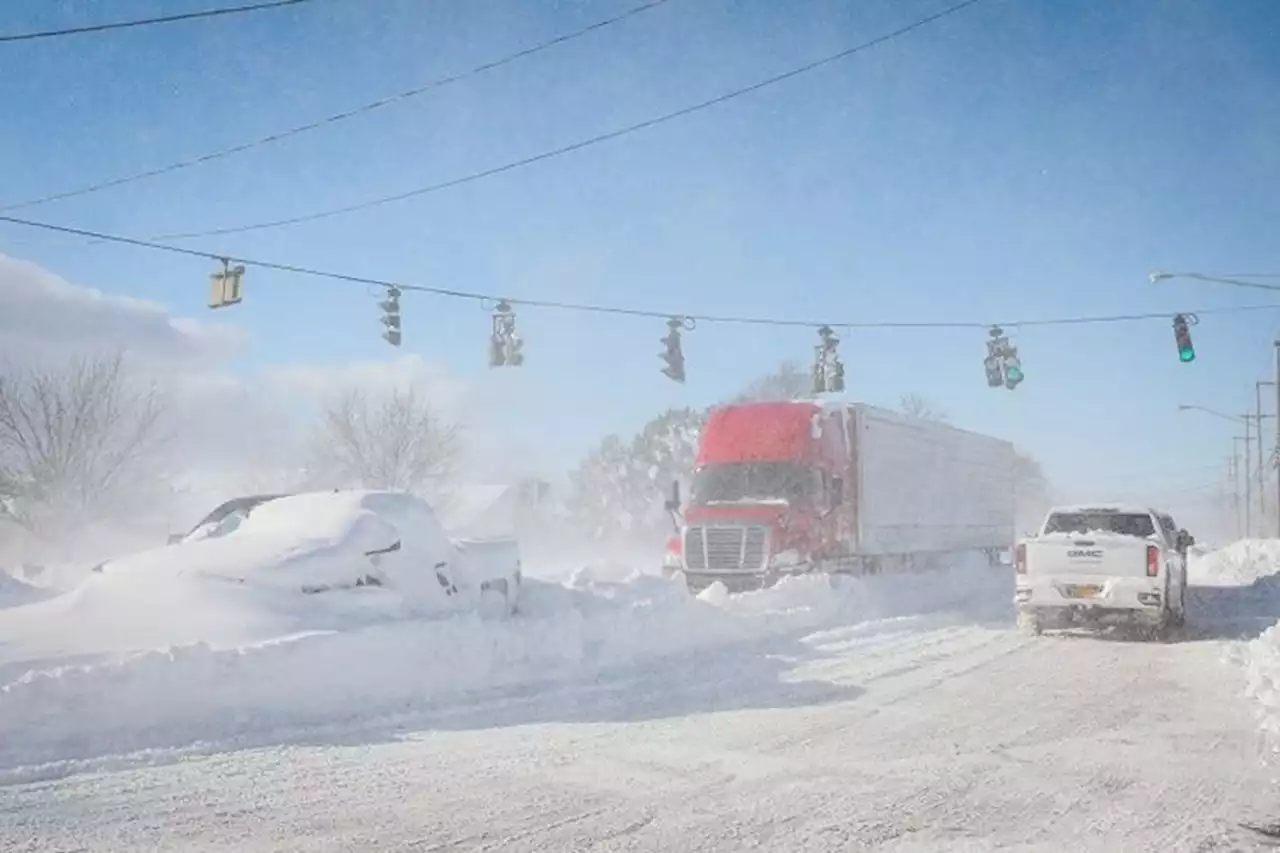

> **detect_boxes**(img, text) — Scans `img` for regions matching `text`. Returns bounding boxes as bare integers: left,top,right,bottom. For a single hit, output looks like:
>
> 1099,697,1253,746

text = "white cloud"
0,254,242,362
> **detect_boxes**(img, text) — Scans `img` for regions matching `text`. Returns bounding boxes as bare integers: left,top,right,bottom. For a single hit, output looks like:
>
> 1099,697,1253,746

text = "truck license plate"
1064,584,1102,599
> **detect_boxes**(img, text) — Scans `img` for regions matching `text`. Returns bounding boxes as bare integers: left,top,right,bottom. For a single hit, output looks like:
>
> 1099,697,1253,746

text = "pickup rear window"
1043,512,1155,538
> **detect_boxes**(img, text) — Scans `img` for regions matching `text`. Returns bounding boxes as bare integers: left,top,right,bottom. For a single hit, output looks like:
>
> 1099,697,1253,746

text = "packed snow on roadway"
0,525,1010,778
12,521,1280,788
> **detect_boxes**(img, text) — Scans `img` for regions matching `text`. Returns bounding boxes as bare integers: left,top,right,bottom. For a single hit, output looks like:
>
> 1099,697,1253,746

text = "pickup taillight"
1015,543,1026,574
1146,544,1160,577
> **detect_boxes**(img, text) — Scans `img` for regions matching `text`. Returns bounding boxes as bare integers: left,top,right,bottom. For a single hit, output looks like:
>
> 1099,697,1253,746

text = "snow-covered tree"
899,393,950,423
732,360,810,403
306,383,461,506
0,352,169,534
568,407,703,539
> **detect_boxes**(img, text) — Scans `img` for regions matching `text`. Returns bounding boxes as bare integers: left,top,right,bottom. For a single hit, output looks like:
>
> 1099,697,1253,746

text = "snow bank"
1209,540,1280,755
1189,539,1280,587
0,570,51,610
1243,624,1280,755
0,557,1008,774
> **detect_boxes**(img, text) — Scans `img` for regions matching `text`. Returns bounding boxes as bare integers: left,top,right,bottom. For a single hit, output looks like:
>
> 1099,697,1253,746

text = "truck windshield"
691,462,819,505
1043,512,1155,538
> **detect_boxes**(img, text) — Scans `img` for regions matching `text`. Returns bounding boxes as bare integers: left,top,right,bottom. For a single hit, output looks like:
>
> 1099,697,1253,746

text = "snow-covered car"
96,489,522,615
1014,504,1188,639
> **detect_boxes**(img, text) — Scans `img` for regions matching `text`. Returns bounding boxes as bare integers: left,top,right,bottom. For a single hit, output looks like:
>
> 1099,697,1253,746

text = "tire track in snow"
751,625,1033,757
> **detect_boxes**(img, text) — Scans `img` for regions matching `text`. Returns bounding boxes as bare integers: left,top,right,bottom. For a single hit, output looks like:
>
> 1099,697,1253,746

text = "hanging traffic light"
984,326,1023,390
489,300,523,367
1004,351,1024,390
984,327,1005,388
208,258,245,309
1172,314,1195,363
379,286,402,347
812,325,844,394
660,317,685,383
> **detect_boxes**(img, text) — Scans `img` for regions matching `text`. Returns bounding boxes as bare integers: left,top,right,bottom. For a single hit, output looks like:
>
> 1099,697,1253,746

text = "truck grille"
684,525,768,572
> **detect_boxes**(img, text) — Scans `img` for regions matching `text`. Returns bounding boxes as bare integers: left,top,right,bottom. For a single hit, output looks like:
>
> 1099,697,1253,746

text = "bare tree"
733,360,811,403
899,393,950,423
308,383,462,504
0,353,167,533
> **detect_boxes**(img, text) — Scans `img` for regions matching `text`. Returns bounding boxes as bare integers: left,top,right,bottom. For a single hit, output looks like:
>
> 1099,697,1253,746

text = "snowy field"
4,545,1280,850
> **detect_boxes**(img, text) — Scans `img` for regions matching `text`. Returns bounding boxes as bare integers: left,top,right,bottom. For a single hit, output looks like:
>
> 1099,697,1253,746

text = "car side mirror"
663,480,681,513
831,476,844,506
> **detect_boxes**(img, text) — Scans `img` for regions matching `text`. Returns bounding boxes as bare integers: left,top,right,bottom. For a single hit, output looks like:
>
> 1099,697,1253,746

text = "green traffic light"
1179,347,1195,363
1006,366,1024,382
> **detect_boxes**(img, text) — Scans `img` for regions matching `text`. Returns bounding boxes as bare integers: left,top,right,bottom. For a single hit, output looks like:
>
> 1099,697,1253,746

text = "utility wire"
1153,271,1280,292
4,212,1280,330
0,0,673,212
151,0,988,241
0,0,316,43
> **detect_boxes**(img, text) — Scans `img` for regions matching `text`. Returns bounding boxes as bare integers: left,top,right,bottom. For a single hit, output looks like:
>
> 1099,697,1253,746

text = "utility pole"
1275,340,1280,536
1259,380,1276,536
1231,439,1244,538
1242,418,1253,538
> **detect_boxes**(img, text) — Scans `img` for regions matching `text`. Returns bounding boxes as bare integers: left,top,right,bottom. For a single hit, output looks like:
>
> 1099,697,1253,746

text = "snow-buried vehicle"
95,489,522,615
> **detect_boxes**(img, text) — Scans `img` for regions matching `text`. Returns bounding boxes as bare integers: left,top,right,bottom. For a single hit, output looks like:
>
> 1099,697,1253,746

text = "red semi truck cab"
672,401,856,593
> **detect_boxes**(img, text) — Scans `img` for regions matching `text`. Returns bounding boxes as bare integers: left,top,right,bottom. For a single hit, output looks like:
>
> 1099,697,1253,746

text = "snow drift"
1207,540,1280,756
0,557,1009,775
0,570,51,610
1189,539,1280,587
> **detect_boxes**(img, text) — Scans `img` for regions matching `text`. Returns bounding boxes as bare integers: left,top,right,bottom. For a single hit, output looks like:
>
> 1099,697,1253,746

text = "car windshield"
691,462,819,505
185,495,285,539
1043,512,1156,538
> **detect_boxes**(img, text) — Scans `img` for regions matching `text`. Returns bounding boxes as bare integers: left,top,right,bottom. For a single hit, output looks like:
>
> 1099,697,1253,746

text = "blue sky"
2,0,1279,515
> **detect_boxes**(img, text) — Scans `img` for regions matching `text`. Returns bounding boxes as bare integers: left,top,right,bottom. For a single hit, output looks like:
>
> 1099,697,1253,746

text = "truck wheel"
1017,609,1042,636
1149,604,1178,643
1172,578,1187,628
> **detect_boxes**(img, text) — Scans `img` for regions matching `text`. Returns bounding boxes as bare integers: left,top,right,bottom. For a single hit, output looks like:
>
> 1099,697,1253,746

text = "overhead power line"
1152,271,1280,292
151,0,989,241
4,211,1279,330
1,0,673,212
0,0,316,43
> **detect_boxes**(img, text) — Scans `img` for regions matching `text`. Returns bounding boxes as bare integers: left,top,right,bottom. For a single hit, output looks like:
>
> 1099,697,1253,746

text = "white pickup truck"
1014,504,1193,639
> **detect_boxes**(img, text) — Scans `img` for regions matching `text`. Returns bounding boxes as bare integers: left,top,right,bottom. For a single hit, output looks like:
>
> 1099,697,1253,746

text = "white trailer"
844,403,1017,560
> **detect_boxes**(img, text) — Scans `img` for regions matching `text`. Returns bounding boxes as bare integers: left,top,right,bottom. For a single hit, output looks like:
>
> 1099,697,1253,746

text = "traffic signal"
984,326,1024,391
489,300,523,367
811,325,844,394
660,317,685,383
829,358,845,393
1004,352,1024,390
208,259,246,309
1172,314,1195,363
983,355,1003,388
379,286,402,347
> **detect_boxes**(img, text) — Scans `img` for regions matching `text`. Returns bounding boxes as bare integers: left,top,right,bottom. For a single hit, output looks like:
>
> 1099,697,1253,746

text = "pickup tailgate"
1024,535,1155,578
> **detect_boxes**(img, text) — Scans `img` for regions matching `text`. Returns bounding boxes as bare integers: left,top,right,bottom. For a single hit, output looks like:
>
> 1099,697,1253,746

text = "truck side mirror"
663,480,681,513
831,477,844,506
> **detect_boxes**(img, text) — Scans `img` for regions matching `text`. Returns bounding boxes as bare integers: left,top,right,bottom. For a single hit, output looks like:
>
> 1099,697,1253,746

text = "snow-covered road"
5,565,1279,852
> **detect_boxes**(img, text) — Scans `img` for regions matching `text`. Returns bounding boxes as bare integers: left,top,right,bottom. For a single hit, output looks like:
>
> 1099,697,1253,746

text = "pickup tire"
1146,595,1179,643
1017,609,1043,636
1171,574,1188,629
